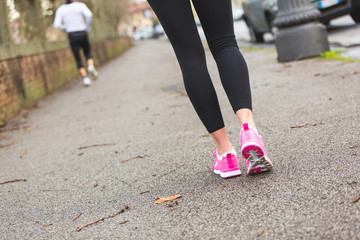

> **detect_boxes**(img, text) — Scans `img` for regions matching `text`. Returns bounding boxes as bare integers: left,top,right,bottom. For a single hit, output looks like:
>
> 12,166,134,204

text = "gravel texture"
0,40,359,239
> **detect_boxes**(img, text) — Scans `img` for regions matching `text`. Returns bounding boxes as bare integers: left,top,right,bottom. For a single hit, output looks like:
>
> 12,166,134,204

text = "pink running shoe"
211,148,241,178
240,123,273,175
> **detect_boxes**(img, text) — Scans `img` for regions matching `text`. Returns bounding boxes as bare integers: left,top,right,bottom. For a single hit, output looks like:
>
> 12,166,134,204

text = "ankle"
217,144,234,155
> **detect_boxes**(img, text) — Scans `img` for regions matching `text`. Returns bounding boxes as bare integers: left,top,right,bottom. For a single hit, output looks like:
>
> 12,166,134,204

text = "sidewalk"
1,40,359,239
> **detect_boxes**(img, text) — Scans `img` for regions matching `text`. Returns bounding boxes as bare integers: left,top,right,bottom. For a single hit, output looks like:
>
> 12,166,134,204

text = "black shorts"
68,31,92,68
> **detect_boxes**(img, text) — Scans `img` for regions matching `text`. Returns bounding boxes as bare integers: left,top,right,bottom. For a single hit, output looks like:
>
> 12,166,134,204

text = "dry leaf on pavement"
154,195,182,204
25,126,36,131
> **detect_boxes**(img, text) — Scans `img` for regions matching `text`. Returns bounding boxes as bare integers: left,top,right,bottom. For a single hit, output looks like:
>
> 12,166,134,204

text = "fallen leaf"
25,126,36,131
154,195,182,204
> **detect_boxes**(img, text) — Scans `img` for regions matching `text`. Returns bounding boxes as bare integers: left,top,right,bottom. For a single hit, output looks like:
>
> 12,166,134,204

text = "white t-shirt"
53,2,93,33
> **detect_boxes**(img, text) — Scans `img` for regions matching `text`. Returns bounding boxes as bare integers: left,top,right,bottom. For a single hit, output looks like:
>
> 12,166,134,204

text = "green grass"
239,46,262,51
239,46,276,53
318,50,360,62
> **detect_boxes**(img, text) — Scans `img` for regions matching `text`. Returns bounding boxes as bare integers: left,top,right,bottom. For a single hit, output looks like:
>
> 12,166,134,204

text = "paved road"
1,40,359,239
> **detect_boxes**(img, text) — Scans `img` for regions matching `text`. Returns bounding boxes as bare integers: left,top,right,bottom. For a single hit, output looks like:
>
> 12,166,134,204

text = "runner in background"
54,0,98,86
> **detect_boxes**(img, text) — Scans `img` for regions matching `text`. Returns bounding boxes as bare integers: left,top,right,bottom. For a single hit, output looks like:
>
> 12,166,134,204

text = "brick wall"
0,37,131,125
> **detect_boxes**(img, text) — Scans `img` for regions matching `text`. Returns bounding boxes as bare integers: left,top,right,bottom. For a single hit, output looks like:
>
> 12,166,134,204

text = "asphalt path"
1,40,359,239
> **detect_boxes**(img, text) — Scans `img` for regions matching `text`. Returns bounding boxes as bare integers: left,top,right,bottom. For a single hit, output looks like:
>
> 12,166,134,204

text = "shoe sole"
241,142,264,160
214,169,241,178
246,150,273,175
88,70,98,80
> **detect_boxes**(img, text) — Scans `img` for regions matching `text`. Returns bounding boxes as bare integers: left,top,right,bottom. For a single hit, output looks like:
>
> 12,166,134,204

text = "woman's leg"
148,2,219,127
192,0,256,131
148,0,235,155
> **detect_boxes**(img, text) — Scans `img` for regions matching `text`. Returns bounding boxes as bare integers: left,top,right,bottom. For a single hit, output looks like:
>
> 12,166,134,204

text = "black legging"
68,31,92,69
147,0,251,133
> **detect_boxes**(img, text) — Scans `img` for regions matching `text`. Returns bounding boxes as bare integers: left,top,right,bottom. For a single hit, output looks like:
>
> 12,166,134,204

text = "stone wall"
0,37,131,125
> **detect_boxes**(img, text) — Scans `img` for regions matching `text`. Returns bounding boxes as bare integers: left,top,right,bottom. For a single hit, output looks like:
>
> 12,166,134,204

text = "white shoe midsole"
241,142,263,152
219,170,241,178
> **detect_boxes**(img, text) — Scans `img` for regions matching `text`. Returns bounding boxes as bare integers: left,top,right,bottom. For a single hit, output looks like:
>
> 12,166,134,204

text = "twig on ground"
76,207,129,231
42,224,53,227
290,123,308,128
353,195,360,203
73,213,82,221
140,190,150,194
0,179,27,185
119,220,129,225
290,123,317,128
121,154,151,163
78,143,115,150
258,228,265,236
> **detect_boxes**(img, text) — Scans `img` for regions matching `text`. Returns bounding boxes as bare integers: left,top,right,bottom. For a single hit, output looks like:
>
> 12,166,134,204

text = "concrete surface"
0,40,359,239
